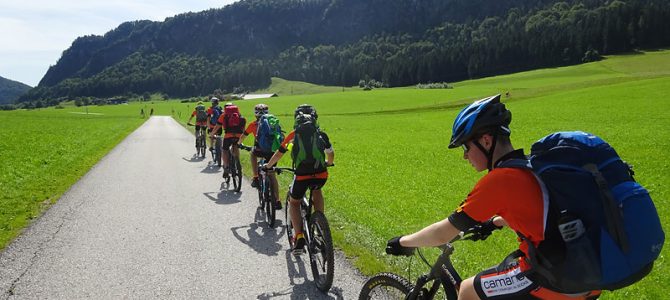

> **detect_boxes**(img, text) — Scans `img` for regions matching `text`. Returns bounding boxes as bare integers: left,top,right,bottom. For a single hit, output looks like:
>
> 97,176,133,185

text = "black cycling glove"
469,218,503,241
386,236,415,256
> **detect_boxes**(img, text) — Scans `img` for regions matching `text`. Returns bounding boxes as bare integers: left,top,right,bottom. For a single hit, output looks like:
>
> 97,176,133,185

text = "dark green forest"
0,76,31,105
19,0,670,103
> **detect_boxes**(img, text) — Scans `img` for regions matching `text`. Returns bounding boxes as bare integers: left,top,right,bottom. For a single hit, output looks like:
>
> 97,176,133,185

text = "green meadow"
1,50,668,298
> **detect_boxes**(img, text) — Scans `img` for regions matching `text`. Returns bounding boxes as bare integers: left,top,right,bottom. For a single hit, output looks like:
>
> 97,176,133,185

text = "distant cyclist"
210,103,246,178
207,97,223,153
239,104,282,208
263,104,334,254
187,101,209,150
384,95,601,300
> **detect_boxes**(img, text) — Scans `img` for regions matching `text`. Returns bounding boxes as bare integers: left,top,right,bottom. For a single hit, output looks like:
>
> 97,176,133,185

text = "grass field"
1,50,668,298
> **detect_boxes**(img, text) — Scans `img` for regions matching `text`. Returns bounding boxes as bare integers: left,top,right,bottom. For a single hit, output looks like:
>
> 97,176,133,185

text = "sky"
0,0,238,87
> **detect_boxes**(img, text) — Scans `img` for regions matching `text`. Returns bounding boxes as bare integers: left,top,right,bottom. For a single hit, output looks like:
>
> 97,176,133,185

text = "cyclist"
187,101,209,152
263,104,334,254
385,95,600,300
238,104,272,188
207,97,223,154
210,102,246,178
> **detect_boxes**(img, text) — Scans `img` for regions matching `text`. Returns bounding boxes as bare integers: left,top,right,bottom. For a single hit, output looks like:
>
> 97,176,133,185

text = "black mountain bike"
275,167,334,293
240,145,277,227
211,135,222,167
358,232,481,300
187,124,207,158
223,143,242,192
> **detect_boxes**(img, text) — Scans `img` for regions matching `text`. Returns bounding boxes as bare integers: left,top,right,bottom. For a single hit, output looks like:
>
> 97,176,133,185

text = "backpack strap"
583,164,629,253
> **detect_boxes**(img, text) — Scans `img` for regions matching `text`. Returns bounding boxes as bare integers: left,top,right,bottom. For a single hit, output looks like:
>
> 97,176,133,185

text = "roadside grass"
0,50,667,299
233,52,670,299
0,110,143,248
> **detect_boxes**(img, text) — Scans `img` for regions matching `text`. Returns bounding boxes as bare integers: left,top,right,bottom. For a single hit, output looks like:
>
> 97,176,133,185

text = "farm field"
1,50,668,298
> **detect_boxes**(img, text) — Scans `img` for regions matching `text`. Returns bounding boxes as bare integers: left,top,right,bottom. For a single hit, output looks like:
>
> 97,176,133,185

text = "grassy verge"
0,109,144,249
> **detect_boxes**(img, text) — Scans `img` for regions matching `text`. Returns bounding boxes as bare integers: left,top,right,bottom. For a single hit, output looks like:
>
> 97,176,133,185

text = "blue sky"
0,0,238,87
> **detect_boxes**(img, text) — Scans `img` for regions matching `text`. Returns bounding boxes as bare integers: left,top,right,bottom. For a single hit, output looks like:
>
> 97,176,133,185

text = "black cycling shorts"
207,127,222,135
222,137,239,150
252,147,274,161
289,178,327,200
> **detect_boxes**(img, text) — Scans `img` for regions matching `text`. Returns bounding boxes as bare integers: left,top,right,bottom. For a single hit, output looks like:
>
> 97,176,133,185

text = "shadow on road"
203,190,241,205
182,154,205,162
256,250,344,300
200,164,221,174
230,216,285,256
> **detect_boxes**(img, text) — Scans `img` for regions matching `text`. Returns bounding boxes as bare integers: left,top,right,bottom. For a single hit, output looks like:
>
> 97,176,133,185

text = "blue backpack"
256,114,284,152
209,106,222,126
500,131,664,293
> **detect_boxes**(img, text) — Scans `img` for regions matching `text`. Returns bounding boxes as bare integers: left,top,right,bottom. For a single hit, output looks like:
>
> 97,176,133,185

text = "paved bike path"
0,116,366,299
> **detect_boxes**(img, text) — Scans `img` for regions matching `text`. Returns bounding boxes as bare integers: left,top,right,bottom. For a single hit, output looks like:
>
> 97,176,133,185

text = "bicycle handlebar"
239,144,252,151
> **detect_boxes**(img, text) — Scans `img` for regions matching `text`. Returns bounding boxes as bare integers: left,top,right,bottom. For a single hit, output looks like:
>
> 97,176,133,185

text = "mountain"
20,0,670,102
0,76,32,104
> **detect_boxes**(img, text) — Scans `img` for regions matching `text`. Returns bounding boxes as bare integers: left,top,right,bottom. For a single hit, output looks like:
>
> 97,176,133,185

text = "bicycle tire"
257,179,264,208
284,192,294,248
308,211,335,292
264,177,276,227
358,273,414,300
232,155,242,192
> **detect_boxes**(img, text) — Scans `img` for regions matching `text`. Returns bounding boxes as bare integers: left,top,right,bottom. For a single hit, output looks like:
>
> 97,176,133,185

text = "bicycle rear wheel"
264,178,276,227
284,192,294,248
358,273,413,300
308,211,334,292
232,155,242,192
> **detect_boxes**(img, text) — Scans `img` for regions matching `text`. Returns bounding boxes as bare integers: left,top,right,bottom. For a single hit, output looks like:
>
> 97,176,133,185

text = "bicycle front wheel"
359,273,414,300
308,211,334,292
264,179,276,227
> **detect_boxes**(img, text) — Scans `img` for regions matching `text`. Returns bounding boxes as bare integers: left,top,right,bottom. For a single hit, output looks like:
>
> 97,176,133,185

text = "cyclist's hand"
386,236,415,256
261,163,271,171
469,218,502,241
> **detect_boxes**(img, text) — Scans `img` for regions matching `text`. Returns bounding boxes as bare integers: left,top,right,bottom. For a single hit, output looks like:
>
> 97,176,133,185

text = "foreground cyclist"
263,104,334,254
211,103,246,178
386,95,600,299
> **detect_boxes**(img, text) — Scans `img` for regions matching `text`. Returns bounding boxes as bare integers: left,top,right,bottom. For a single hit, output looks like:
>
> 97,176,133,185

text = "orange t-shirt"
449,163,546,270
243,120,258,138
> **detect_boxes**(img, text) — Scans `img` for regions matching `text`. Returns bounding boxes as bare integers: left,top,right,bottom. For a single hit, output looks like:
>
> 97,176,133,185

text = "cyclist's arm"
238,133,248,144
264,151,284,167
399,218,461,248
325,149,334,166
210,124,222,137
187,115,194,124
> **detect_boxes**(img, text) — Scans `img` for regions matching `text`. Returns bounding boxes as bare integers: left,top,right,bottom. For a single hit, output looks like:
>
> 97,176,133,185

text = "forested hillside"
20,0,670,103
0,76,31,105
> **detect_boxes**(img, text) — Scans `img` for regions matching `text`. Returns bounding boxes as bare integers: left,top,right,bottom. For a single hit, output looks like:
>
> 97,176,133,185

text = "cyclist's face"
463,136,488,172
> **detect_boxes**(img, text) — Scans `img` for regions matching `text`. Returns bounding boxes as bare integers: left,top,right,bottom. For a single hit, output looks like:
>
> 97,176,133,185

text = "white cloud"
0,0,236,86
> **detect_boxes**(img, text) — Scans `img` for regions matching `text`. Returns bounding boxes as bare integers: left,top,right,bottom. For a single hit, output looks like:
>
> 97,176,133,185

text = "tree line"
18,0,670,104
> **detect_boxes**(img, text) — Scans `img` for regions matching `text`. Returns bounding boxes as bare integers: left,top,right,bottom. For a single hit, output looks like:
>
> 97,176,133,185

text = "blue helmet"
448,94,511,148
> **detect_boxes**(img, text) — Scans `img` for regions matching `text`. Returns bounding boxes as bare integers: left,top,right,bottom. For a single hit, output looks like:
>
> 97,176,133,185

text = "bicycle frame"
407,244,463,300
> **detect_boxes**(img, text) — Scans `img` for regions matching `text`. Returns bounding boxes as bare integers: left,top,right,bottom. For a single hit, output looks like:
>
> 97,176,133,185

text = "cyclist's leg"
458,277,479,300
231,138,240,157
222,138,232,168
269,172,281,209
310,179,328,213
250,152,259,178
289,178,309,235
